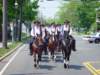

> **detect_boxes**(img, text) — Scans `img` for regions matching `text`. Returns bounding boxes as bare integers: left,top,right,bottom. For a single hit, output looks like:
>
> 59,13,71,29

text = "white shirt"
69,27,72,35
47,26,52,35
31,25,35,37
51,26,56,35
31,28,35,37
42,27,45,38
34,26,41,36
63,24,70,32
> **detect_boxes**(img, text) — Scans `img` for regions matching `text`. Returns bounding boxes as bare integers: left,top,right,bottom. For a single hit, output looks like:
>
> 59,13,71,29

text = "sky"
38,0,68,19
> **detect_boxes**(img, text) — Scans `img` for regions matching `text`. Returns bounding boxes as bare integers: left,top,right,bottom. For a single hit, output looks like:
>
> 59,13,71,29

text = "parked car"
83,32,100,43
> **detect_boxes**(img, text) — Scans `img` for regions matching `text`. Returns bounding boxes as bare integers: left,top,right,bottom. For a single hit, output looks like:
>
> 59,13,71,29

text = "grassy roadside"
0,33,31,58
0,42,21,57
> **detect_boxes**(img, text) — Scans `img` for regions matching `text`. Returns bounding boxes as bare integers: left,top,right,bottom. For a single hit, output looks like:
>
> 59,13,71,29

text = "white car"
83,32,100,43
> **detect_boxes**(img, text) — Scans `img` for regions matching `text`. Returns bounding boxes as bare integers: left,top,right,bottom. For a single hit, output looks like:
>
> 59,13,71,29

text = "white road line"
0,44,25,75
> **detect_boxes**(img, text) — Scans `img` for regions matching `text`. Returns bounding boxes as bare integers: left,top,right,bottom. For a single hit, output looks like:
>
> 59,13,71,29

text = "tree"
22,0,39,34
0,1,2,32
22,0,39,21
57,0,100,32
57,0,81,25
0,0,39,42
77,0,100,32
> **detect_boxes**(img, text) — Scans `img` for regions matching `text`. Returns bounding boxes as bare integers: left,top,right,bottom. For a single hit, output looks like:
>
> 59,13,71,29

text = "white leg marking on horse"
66,61,69,65
36,54,38,64
64,59,66,64
48,51,51,60
54,55,56,61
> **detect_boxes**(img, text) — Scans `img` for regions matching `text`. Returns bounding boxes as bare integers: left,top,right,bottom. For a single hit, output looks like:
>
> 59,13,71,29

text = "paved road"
0,35,100,75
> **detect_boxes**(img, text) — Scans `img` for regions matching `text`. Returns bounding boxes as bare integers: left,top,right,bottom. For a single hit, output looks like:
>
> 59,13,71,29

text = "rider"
34,21,41,37
63,20,76,51
63,20,70,39
29,21,37,55
29,21,42,55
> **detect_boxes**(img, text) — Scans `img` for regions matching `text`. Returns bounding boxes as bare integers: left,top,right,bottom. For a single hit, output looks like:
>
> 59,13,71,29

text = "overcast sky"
38,0,68,19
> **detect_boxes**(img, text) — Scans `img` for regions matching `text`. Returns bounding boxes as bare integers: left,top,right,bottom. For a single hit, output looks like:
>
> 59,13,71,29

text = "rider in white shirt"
30,21,37,55
63,21,70,38
51,23,56,35
47,25,52,35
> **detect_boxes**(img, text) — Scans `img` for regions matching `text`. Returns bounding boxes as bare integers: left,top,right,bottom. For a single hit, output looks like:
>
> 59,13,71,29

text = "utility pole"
2,0,8,48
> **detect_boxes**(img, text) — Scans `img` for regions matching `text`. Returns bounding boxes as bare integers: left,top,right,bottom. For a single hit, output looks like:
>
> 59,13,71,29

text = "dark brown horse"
47,34,58,60
32,35,44,68
61,35,76,69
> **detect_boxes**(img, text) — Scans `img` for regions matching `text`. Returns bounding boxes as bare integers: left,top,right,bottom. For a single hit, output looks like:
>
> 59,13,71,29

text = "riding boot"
64,63,67,69
29,42,33,55
34,64,37,68
72,39,76,51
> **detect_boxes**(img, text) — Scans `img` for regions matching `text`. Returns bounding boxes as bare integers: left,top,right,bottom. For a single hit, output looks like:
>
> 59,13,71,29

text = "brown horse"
32,35,44,68
47,34,57,60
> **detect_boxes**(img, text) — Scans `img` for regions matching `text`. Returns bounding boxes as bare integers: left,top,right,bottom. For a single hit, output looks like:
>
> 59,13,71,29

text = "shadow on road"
55,59,63,63
39,64,56,70
10,72,48,75
69,64,84,70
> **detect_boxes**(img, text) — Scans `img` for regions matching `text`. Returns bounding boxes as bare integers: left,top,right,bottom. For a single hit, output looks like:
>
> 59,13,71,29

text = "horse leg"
48,50,51,61
36,53,39,68
29,42,33,55
66,52,71,69
63,52,70,69
51,50,54,60
62,49,64,59
53,50,56,61
33,54,37,68
63,53,67,69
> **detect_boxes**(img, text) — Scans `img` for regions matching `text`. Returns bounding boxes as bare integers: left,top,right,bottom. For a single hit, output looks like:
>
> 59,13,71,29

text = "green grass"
0,42,21,57
0,33,31,58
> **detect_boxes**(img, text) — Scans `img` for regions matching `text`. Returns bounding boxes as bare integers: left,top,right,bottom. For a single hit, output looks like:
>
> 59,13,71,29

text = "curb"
0,43,23,61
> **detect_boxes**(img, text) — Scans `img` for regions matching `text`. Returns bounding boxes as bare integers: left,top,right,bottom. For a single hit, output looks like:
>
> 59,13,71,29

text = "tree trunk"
18,0,23,41
2,0,8,48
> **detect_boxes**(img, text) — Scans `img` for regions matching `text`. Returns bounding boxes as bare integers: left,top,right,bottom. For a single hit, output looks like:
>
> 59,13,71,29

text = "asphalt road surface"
0,35,100,75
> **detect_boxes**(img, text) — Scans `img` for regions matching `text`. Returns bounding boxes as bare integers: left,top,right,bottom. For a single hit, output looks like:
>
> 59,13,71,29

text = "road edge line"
0,43,23,61
0,44,25,75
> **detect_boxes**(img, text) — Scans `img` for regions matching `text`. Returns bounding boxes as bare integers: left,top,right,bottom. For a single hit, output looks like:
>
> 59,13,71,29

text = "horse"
32,35,44,68
61,34,76,69
47,33,58,61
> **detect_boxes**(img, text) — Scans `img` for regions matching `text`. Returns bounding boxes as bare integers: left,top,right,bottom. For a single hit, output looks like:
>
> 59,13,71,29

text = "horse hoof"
67,64,69,69
37,65,39,69
34,64,37,68
64,64,67,69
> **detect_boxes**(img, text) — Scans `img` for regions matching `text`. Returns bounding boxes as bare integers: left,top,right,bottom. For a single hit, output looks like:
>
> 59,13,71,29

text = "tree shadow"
68,64,84,70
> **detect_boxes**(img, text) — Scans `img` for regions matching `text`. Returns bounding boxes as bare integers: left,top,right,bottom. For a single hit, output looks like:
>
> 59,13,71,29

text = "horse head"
36,36,44,46
62,35,72,48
